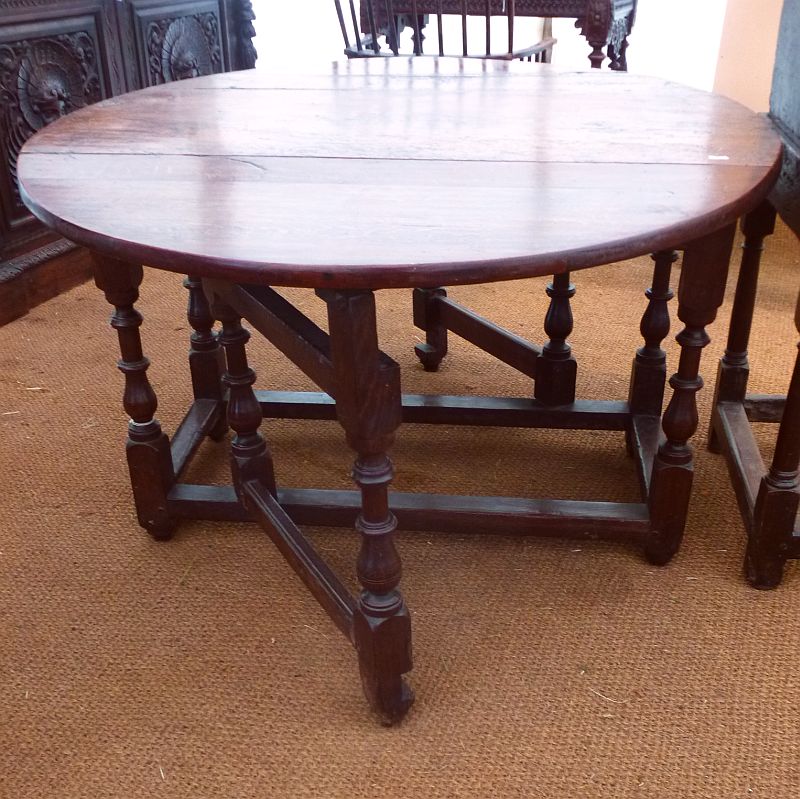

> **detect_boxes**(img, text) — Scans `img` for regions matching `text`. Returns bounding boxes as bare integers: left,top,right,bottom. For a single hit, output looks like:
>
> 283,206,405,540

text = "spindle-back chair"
334,0,555,62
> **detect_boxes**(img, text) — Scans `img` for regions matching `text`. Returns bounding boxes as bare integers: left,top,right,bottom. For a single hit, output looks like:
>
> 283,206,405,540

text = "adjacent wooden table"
18,59,782,723
708,0,800,590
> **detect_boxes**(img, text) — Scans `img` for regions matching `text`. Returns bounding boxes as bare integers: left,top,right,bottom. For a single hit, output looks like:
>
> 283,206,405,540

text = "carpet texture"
1,222,799,798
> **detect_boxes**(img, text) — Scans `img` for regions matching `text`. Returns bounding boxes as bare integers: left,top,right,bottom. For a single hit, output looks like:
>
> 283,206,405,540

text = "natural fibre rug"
2,221,800,799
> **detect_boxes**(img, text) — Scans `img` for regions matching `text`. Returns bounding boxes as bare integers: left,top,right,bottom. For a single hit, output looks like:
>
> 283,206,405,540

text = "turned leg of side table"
93,255,177,540
412,287,448,371
183,275,227,441
745,293,800,588
534,272,577,406
645,224,736,565
627,250,676,446
212,302,277,501
708,203,777,453
319,288,414,725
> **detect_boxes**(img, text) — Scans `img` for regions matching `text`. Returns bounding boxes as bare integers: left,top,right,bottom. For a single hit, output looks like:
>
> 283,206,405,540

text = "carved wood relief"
0,0,256,320
146,12,222,84
124,0,229,88
0,31,102,210
236,0,257,70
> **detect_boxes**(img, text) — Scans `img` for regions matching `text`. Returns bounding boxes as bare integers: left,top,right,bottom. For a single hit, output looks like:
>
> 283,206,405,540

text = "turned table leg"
212,301,276,502
319,288,413,724
93,255,176,540
535,272,577,406
746,291,800,589
629,251,676,416
184,275,227,440
646,225,736,565
708,202,777,451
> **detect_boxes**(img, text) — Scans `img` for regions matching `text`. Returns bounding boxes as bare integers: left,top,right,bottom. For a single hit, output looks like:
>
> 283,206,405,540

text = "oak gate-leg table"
18,59,781,723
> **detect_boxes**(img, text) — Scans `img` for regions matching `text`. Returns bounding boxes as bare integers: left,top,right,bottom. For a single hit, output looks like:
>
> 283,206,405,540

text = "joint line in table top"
23,150,752,169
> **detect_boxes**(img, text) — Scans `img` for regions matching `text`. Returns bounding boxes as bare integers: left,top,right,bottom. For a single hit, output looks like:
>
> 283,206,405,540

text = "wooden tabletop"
18,59,782,290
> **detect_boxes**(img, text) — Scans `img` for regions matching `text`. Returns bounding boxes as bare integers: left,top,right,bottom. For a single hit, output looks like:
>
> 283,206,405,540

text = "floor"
1,222,799,798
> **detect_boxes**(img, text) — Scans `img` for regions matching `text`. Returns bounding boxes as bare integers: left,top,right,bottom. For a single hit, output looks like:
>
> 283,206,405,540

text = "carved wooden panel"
123,0,228,88
0,1,121,259
0,0,256,322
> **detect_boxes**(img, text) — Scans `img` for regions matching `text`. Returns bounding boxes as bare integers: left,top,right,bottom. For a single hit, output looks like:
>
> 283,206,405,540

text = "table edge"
18,155,782,289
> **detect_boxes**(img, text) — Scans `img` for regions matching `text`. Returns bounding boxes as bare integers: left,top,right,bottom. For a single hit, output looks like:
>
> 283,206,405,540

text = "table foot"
413,287,448,371
745,544,786,589
644,460,692,565
707,423,723,454
355,601,414,725
145,517,177,542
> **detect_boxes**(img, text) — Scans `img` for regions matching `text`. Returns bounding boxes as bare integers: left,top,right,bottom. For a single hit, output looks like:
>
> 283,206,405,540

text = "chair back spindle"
507,0,515,55
334,0,351,50
410,0,422,54
437,1,445,56
336,1,555,63
384,0,399,54
461,0,468,56
484,0,491,56
347,0,363,53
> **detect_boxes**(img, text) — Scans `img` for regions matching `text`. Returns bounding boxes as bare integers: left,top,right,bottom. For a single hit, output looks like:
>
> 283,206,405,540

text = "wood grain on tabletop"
18,58,782,289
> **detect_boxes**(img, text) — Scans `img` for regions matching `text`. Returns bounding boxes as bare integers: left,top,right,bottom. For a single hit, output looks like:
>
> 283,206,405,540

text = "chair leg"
646,224,736,565
321,288,413,724
587,38,606,68
745,293,800,588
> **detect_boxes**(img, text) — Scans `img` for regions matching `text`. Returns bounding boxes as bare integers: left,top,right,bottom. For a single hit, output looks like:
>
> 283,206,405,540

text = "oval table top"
18,58,782,290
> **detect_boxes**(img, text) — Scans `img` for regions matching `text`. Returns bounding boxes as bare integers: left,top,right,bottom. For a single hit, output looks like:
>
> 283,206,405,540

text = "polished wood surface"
19,59,784,720
19,58,781,290
708,0,800,589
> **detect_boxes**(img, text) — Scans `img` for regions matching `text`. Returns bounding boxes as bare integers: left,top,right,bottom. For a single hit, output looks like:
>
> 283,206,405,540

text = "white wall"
251,0,729,89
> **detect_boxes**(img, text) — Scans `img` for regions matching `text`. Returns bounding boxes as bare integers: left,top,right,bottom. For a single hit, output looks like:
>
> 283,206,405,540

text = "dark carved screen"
0,0,256,319
126,0,226,87
0,19,107,228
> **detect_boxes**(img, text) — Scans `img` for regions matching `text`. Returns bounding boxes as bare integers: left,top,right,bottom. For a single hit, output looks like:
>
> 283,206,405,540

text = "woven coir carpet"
1,221,799,798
